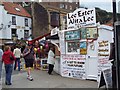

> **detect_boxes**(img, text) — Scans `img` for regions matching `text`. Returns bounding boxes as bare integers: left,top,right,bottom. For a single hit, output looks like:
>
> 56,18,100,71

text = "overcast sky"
80,0,120,12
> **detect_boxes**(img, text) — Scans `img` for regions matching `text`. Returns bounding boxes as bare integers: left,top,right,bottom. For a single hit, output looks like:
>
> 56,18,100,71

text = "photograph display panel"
65,30,80,40
86,27,98,39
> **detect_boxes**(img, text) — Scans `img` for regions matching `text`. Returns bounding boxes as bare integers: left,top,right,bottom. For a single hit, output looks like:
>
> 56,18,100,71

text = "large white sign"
67,8,96,29
61,54,86,79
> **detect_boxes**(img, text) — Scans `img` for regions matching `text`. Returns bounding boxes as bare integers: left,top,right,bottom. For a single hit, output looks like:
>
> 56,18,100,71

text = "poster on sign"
61,54,86,79
67,8,96,29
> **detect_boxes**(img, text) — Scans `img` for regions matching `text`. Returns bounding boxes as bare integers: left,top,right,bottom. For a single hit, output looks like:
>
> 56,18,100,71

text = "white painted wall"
0,5,32,40
0,5,4,39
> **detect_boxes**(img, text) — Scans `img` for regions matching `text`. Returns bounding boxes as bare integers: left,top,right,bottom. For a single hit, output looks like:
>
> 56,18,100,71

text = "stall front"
59,25,113,81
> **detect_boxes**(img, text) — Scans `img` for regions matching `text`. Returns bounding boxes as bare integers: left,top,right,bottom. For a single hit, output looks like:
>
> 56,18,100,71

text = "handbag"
10,54,14,61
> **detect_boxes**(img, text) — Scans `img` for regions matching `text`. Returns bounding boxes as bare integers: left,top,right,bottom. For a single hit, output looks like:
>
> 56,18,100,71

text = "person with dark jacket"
23,44,35,81
2,46,15,85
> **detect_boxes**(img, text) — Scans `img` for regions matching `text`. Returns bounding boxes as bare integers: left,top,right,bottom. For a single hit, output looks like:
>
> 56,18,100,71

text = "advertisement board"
61,54,86,79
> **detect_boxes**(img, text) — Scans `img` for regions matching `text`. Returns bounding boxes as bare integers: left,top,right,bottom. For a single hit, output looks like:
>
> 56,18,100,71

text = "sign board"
98,68,112,89
61,54,86,79
41,58,48,70
98,40,112,76
67,8,96,29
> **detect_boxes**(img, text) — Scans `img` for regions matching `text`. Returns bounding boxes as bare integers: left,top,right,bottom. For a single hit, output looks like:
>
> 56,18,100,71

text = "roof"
3,2,31,18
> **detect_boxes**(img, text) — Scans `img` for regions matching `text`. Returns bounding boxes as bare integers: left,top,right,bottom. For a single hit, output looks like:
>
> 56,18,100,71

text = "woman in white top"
47,47,55,75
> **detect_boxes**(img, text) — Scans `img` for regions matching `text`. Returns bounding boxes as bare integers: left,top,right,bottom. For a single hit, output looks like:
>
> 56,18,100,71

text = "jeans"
14,58,20,71
5,64,13,84
0,61,2,80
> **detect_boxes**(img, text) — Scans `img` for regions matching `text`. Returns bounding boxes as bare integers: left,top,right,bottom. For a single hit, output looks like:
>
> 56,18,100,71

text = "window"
11,29,16,37
12,16,16,25
69,5,72,10
60,4,65,9
65,5,68,9
24,30,29,39
69,0,72,3
25,18,28,26
15,7,20,12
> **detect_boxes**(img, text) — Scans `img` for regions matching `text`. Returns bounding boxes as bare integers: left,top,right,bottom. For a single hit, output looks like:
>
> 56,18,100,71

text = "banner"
67,8,96,29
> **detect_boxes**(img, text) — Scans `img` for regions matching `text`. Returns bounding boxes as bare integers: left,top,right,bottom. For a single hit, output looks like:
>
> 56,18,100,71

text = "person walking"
2,46,15,85
23,44,35,81
0,48,3,84
13,46,21,71
47,46,55,75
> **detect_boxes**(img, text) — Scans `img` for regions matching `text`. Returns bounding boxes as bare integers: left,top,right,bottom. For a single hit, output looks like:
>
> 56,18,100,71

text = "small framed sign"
80,41,87,55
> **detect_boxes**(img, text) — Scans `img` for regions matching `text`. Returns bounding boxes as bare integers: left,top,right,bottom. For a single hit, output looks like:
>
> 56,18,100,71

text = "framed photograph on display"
86,27,98,39
65,30,80,40
80,42,87,55
66,41,79,54
80,28,87,39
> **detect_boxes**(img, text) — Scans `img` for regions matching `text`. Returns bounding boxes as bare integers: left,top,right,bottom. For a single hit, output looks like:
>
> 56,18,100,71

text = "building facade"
31,1,79,38
0,2,32,48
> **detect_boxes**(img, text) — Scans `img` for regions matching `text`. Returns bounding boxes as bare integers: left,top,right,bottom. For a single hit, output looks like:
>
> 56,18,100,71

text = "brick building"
31,1,79,38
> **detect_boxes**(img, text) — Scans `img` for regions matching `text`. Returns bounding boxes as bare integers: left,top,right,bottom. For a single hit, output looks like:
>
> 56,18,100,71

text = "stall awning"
28,33,51,43
46,34,59,40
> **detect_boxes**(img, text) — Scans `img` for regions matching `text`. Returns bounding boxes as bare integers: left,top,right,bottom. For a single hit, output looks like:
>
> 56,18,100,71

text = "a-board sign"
98,68,112,89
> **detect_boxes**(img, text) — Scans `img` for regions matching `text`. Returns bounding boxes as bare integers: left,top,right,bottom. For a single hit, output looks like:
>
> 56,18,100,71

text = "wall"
0,5,3,39
32,2,49,38
10,15,31,39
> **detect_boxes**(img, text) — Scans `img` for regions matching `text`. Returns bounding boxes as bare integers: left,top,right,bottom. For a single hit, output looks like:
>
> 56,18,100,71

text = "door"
86,41,98,80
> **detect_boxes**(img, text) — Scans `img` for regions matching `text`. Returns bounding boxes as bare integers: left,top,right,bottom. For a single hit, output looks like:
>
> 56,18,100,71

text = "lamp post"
112,0,117,89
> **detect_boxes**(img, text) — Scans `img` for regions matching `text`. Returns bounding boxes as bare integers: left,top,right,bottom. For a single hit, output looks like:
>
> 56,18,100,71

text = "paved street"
1,69,98,88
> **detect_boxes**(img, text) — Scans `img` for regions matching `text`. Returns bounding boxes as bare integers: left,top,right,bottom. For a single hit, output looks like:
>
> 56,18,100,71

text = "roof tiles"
3,2,31,18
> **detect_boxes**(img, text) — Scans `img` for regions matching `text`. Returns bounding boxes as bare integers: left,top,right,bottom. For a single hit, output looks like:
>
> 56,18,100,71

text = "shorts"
25,59,34,68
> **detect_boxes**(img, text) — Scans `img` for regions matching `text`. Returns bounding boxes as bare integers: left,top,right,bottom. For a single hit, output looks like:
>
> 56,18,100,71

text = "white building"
0,2,32,47
118,1,120,13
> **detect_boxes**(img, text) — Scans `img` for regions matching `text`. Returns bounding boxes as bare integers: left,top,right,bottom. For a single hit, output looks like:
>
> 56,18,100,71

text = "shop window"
24,30,29,39
12,16,16,25
25,18,28,26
